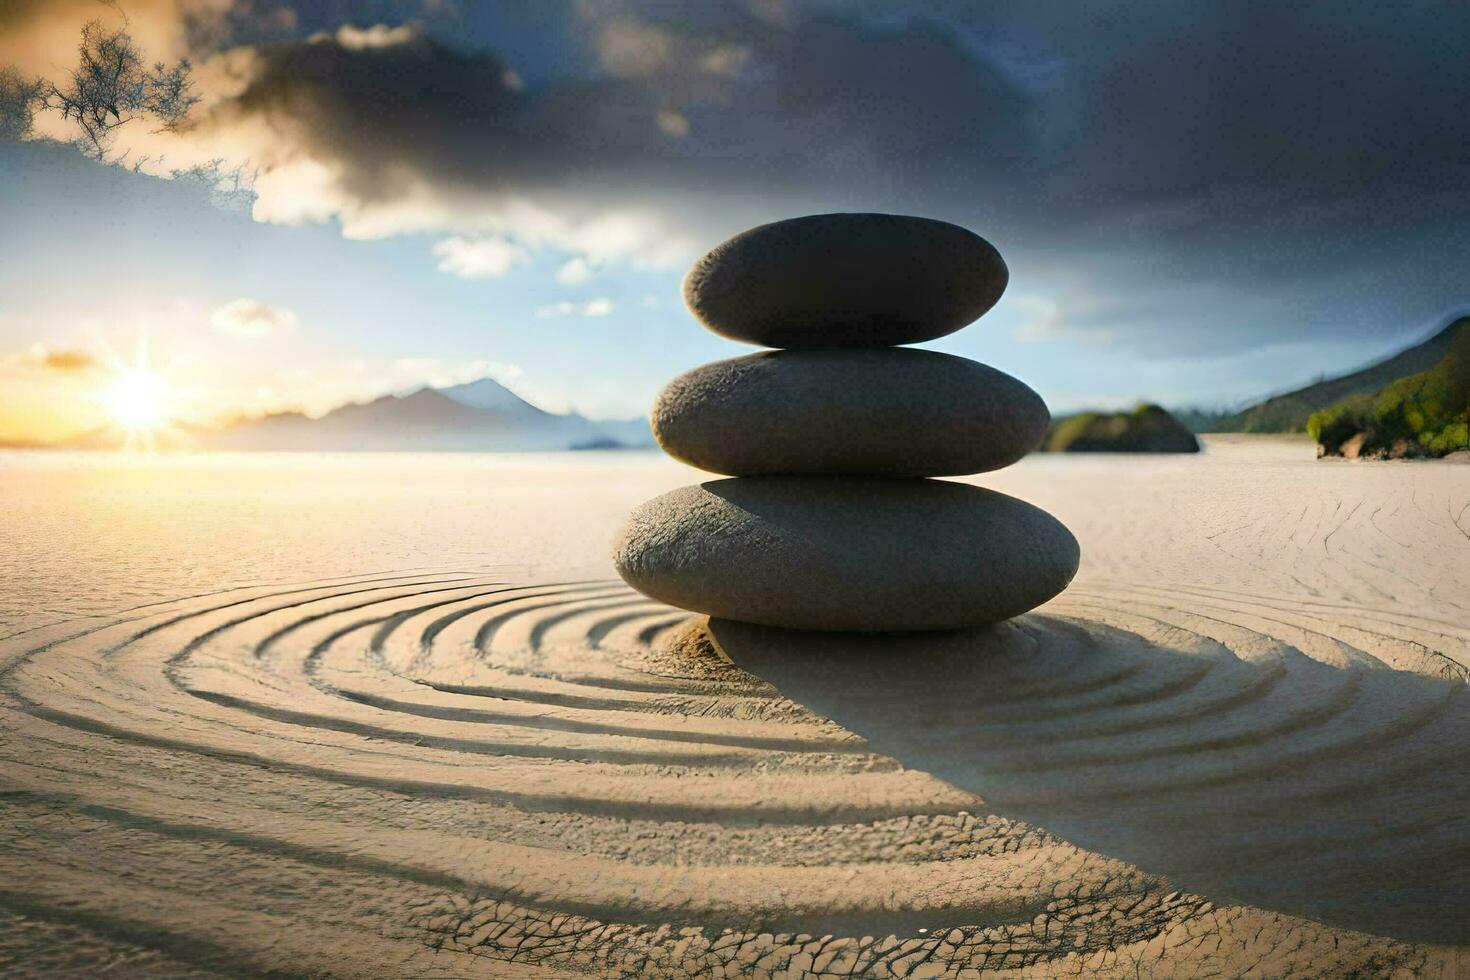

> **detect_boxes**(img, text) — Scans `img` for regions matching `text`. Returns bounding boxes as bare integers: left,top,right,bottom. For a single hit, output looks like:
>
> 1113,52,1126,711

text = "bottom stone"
613,477,1080,631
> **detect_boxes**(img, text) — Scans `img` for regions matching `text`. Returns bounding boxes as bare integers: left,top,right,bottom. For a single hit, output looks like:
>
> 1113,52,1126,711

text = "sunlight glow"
106,370,171,433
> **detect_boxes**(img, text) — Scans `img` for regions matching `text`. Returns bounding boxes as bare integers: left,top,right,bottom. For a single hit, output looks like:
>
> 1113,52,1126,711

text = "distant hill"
1041,404,1200,453
1170,408,1234,434
1309,326,1470,459
205,378,653,452
1210,316,1470,433
61,377,654,452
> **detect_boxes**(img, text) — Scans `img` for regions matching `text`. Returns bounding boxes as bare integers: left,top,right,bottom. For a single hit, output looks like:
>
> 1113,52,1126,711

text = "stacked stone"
614,213,1079,632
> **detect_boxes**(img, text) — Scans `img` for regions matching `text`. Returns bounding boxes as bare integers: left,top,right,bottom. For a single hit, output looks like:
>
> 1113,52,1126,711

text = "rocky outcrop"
1043,404,1200,453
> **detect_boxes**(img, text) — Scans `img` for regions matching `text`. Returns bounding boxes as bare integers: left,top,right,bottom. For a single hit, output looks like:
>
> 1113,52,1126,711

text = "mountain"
438,377,547,415
203,378,654,452
1210,316,1470,433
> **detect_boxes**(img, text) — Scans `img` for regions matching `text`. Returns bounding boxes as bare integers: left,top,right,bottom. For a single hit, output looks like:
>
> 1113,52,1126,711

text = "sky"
2,0,1469,442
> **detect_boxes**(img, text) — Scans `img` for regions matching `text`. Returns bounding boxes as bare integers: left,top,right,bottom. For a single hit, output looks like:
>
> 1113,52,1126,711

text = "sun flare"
105,369,171,433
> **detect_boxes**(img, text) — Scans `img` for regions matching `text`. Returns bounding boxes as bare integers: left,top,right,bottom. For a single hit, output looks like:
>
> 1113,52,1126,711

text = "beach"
1,435,1466,977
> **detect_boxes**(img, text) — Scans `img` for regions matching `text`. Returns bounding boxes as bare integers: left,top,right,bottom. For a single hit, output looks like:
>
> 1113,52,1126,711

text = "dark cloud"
200,7,1035,213
159,4,1047,272
10,0,1470,357
1071,4,1470,198
217,28,526,186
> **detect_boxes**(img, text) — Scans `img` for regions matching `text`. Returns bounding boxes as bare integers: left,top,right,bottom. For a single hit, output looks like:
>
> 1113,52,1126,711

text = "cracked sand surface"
0,437,1466,977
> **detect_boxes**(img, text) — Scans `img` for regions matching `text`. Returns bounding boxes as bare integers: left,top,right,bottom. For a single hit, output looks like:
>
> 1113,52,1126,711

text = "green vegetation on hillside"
1211,316,1470,433
1308,327,1470,458
1044,404,1200,453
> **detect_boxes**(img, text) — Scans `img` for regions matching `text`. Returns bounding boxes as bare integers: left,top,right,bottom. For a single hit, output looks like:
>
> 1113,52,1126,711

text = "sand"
0,437,1466,977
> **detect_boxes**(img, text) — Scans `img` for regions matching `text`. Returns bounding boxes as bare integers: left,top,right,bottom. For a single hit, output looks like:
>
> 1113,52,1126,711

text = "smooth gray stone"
653,349,1049,477
683,213,1008,348
613,478,1079,632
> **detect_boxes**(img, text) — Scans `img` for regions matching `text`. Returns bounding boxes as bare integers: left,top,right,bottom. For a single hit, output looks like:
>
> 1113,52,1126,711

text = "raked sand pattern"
0,441,1468,977
0,449,1464,975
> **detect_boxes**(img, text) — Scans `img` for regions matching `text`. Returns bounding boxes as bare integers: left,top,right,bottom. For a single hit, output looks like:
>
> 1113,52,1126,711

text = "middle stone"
653,348,1050,478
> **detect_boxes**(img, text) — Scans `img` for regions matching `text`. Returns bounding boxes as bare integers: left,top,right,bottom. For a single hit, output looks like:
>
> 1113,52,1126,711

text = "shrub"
1311,330,1470,458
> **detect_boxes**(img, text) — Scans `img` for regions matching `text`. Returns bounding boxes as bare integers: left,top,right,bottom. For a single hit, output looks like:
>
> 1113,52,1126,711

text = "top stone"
683,212,1008,348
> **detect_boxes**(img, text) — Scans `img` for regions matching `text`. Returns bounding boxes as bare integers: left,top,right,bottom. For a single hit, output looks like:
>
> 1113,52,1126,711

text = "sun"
106,369,171,433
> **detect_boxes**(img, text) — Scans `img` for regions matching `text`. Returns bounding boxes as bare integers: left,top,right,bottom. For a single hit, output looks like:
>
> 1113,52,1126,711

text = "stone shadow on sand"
708,614,1469,945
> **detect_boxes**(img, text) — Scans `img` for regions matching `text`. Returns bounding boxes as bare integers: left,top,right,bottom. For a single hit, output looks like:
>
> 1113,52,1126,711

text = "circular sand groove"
1,570,1466,976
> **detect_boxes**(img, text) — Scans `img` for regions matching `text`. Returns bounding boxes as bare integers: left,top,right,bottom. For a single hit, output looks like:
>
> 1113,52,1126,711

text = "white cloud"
1009,291,1121,346
332,23,421,51
700,44,751,76
1009,294,1066,344
535,298,615,318
210,299,298,338
554,256,595,285
11,19,707,275
657,109,690,137
596,20,675,78
431,235,529,278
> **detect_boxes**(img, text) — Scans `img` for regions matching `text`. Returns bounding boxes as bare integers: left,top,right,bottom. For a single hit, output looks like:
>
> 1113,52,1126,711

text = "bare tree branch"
173,158,257,210
2,18,251,206
0,67,43,140
30,20,200,161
